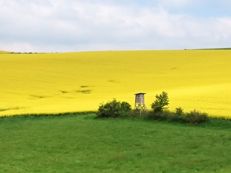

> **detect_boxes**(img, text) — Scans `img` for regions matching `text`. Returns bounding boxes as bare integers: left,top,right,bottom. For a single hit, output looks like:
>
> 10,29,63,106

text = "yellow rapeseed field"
0,50,231,117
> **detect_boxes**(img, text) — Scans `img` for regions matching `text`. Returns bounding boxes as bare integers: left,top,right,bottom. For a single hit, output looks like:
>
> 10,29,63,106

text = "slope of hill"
0,50,231,117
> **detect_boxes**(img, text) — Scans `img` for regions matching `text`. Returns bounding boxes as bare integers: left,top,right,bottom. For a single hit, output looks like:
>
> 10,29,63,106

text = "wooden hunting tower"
135,93,146,110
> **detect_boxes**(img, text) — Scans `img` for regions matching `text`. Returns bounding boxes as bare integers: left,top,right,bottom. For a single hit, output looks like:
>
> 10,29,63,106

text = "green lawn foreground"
0,114,231,173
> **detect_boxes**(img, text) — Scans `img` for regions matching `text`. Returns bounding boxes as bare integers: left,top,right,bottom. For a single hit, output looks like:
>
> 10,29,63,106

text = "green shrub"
148,108,209,125
148,110,173,121
97,99,131,118
175,107,184,115
169,107,184,122
130,109,150,118
148,92,209,124
121,102,132,113
184,110,209,124
151,91,169,113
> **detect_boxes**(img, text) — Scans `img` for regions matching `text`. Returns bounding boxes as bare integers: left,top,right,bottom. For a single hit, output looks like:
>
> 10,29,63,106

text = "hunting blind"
135,93,146,110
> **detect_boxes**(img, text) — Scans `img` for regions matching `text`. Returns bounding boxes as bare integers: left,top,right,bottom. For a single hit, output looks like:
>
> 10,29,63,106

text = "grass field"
1,50,231,117
0,114,231,173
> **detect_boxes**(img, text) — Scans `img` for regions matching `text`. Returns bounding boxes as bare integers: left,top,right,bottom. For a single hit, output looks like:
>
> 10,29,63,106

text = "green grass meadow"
0,114,231,173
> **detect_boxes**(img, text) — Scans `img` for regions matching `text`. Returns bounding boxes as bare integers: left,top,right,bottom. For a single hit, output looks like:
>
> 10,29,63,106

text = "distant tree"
151,91,169,113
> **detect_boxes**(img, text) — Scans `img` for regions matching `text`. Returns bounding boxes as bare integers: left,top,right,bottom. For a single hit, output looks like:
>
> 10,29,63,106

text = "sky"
0,0,231,52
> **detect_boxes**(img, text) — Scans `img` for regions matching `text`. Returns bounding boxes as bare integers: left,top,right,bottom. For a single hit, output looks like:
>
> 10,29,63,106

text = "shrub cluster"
97,99,131,118
149,109,208,124
184,110,209,124
149,92,209,124
97,92,209,125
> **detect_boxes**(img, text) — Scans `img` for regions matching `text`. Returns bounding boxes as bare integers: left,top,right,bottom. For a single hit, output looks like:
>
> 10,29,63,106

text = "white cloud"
158,0,194,7
0,0,231,51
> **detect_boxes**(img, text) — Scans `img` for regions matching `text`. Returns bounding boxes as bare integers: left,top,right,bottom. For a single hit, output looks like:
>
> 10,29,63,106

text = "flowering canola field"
0,50,231,117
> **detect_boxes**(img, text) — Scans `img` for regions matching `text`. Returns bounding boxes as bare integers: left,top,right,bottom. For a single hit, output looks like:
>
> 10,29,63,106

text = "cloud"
0,0,231,51
158,0,194,7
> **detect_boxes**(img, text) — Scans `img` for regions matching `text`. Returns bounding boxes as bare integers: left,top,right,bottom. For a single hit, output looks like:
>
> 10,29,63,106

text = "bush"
97,99,131,118
149,110,173,121
184,110,209,124
169,107,184,122
175,107,184,115
151,91,169,113
148,107,209,125
148,92,209,124
129,109,149,118
121,102,132,113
